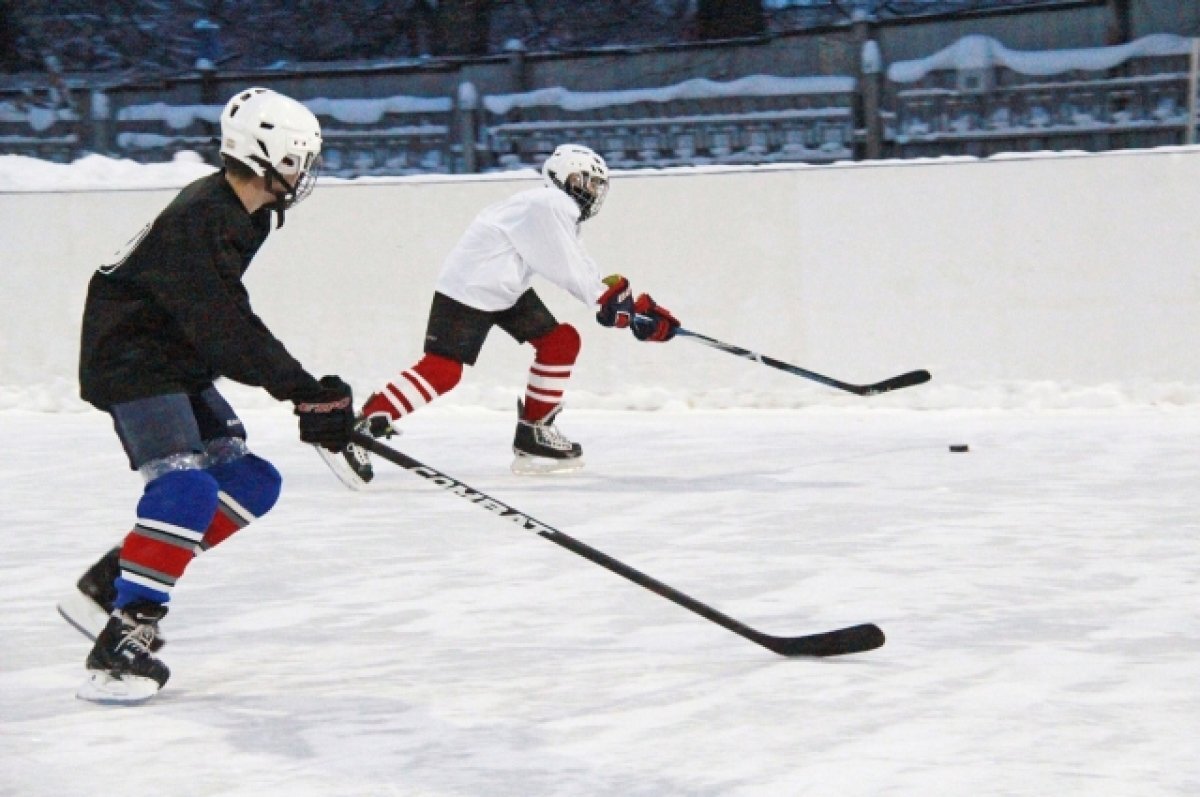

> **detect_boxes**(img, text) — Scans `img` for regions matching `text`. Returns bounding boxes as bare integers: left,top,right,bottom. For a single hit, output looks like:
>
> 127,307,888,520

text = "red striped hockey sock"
114,469,220,607
523,324,581,422
362,353,463,421
198,492,256,551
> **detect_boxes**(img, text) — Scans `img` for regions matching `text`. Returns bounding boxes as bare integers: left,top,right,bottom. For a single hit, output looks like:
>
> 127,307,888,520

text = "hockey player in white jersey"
320,143,679,486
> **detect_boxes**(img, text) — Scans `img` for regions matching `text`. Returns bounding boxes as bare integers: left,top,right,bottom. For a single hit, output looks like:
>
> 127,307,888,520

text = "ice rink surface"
1,405,1198,796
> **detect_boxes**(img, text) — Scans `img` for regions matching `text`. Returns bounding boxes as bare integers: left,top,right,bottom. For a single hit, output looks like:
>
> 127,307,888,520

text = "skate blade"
57,590,109,642
314,444,371,491
511,453,585,476
76,671,163,705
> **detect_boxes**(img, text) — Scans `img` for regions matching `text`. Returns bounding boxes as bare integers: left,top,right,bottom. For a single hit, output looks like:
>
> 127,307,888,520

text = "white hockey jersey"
434,186,608,312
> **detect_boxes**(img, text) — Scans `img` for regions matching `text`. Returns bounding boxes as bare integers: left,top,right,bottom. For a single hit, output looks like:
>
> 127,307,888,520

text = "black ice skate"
512,400,584,475
76,601,170,705
316,411,397,491
58,547,166,651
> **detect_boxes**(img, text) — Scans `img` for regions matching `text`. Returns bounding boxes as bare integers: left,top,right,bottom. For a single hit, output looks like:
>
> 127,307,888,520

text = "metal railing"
2,34,1197,173
883,34,1199,157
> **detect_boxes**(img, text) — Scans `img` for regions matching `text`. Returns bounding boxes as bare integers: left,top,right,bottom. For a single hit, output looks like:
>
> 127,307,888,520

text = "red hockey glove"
595,274,634,329
631,294,680,342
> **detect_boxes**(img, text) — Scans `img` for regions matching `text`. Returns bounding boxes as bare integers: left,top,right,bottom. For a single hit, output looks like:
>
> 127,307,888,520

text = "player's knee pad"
414,353,464,394
137,468,222,535
206,452,282,519
530,323,581,365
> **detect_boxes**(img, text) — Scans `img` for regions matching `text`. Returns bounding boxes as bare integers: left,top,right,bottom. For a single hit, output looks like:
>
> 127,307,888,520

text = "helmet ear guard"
542,144,609,221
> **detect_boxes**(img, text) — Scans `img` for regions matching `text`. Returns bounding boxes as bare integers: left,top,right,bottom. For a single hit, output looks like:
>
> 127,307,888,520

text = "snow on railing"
115,94,452,128
0,101,77,131
303,95,452,122
483,75,855,115
116,103,221,128
888,33,1195,83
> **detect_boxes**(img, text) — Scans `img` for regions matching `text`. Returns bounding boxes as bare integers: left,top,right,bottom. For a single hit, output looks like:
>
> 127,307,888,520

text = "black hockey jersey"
79,172,321,409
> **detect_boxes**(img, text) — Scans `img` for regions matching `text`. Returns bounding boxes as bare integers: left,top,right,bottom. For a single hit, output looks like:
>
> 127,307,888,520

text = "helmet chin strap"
265,166,297,229
251,157,297,228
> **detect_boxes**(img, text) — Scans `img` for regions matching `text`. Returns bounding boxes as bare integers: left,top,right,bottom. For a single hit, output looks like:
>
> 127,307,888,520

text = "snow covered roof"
887,33,1195,83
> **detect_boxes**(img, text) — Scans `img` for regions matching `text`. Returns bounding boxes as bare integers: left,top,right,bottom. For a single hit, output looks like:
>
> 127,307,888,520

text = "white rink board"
2,147,1199,410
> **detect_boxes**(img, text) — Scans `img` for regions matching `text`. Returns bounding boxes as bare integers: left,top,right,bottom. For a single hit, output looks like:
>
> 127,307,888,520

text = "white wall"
2,147,1198,412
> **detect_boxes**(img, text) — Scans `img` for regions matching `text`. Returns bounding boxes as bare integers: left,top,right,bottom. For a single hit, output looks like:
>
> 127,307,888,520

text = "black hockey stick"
654,320,929,396
352,432,885,657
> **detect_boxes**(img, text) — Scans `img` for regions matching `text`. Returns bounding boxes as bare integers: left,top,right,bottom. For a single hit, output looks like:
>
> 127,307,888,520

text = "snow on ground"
2,404,1198,796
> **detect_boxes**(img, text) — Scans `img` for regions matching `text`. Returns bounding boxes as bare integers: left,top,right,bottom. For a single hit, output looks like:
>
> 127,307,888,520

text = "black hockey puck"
949,444,969,453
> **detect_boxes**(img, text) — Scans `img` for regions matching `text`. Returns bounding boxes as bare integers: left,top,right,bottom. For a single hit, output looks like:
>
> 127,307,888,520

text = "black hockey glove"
595,274,634,329
631,293,680,342
293,375,355,452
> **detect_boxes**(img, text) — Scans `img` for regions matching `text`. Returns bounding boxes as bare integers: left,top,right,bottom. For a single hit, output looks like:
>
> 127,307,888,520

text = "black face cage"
248,154,321,228
253,155,321,209
289,159,320,208
555,172,607,221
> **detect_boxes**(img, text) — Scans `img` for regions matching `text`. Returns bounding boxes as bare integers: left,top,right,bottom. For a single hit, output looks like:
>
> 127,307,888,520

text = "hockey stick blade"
751,623,886,657
352,432,885,658
856,369,931,396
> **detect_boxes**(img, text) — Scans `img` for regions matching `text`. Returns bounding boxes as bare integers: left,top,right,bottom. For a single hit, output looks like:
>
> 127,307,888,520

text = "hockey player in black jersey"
60,87,356,704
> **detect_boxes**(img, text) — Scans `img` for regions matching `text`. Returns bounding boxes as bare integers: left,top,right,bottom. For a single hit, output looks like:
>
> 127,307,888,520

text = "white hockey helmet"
542,144,609,221
219,87,322,207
